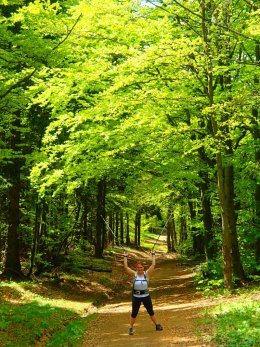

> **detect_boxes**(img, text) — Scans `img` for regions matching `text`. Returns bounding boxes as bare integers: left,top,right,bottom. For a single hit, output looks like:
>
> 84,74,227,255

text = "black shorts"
131,295,154,318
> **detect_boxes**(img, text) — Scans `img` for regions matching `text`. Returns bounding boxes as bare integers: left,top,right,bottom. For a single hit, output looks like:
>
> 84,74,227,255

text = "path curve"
82,252,217,347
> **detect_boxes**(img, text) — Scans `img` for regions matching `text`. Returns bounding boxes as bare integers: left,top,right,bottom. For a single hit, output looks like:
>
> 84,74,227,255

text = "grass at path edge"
0,281,98,347
200,297,260,347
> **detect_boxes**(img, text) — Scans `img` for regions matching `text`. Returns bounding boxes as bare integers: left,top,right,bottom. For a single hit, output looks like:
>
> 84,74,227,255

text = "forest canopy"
0,0,259,289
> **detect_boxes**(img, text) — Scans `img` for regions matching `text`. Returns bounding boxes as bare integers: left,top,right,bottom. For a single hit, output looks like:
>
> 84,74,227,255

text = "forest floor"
81,249,219,347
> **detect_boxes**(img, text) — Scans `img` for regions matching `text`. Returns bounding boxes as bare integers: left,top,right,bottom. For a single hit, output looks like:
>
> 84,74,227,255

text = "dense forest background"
0,0,259,289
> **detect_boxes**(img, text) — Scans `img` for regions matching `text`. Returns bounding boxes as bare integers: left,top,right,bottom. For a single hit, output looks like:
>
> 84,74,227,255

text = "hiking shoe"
156,324,163,331
128,327,134,335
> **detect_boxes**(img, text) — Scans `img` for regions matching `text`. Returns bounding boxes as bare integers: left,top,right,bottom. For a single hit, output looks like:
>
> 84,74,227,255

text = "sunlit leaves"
1,0,254,224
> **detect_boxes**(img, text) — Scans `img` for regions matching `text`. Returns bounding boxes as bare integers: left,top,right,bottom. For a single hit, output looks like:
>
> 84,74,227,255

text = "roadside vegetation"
0,289,97,347
202,295,260,347
0,270,100,347
0,280,97,347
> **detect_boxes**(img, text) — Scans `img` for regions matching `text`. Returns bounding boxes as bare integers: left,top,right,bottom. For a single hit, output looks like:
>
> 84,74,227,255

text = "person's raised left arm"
146,251,156,277
123,251,135,276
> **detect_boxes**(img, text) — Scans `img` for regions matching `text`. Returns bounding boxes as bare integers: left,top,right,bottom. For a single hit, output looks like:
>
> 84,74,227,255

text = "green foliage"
196,260,224,291
98,274,112,287
61,248,91,273
61,248,112,273
0,297,97,347
0,299,74,346
176,239,194,257
46,314,98,347
240,251,260,277
210,300,260,347
34,253,52,272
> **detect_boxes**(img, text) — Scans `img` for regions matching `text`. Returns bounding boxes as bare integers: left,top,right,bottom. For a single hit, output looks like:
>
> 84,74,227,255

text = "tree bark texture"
126,212,130,246
120,211,124,244
134,211,141,246
3,112,23,278
200,171,215,260
95,179,106,257
166,210,176,252
179,216,187,246
253,41,260,264
188,201,204,256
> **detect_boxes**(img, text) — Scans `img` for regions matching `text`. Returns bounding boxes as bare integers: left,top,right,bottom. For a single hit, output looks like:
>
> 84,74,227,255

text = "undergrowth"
0,294,97,346
205,299,260,347
0,279,97,347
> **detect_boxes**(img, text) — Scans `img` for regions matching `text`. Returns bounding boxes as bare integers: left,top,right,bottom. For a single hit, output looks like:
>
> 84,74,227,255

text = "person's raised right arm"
123,252,135,276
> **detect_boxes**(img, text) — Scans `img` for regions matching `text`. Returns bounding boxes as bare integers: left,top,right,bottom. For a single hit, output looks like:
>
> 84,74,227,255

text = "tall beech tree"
0,1,37,277
0,0,81,276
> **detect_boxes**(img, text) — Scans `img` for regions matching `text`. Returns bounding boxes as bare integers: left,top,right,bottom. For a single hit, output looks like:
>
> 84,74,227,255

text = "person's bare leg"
130,316,136,328
128,316,136,335
150,315,157,325
150,315,163,330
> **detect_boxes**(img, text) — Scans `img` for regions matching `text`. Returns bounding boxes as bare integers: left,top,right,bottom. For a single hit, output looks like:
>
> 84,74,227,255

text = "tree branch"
0,68,37,100
51,14,82,52
145,0,172,13
147,0,257,42
243,0,260,9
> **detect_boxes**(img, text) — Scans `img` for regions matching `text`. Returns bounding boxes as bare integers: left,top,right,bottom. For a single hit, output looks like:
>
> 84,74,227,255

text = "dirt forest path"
82,251,218,347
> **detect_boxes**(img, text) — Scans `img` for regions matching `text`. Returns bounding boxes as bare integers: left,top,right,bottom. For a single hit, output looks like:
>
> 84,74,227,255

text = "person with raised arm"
123,250,163,335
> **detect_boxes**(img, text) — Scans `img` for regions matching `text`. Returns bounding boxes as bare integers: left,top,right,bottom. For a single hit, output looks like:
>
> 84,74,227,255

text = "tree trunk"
179,216,187,246
200,0,245,289
115,211,119,246
126,212,130,245
74,198,82,244
95,179,105,258
172,211,177,246
101,180,107,250
28,199,40,276
188,201,204,256
2,112,23,279
255,180,260,264
215,153,233,288
3,176,22,277
134,211,141,246
137,213,141,246
217,161,246,285
226,165,246,281
253,41,260,265
108,213,114,245
200,171,215,260
134,212,138,246
34,201,49,275
0,229,2,263
82,209,89,245
166,210,176,252
120,211,124,244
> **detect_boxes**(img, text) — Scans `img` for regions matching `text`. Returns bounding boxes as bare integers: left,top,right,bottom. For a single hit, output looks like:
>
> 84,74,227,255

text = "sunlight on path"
1,282,92,314
95,297,216,314
83,304,215,347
